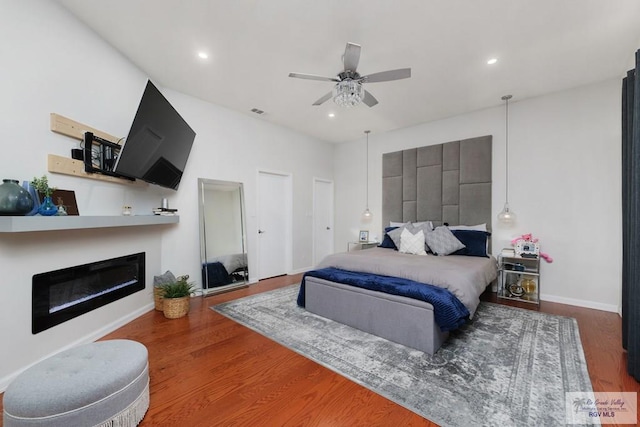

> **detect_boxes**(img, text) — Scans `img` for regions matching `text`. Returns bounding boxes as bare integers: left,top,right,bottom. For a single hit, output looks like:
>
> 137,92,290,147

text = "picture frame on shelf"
359,230,369,242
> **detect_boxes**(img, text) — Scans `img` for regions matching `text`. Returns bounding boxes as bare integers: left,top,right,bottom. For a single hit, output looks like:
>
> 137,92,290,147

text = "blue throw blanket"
297,267,470,332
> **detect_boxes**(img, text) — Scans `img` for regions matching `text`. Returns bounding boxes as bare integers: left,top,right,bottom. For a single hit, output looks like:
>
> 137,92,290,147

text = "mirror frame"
198,178,249,296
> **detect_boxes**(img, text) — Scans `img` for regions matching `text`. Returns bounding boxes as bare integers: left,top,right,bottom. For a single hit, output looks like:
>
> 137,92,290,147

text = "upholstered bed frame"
305,136,493,354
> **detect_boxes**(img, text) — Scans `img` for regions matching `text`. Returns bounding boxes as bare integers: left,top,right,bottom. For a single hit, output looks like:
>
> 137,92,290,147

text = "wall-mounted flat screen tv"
113,80,196,190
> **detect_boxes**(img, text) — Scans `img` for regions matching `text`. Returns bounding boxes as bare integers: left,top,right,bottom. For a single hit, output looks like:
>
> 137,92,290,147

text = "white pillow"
448,223,487,232
399,228,427,255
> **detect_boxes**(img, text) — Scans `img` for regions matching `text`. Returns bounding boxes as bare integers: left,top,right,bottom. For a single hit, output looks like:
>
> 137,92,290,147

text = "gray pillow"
153,270,176,288
386,225,408,249
425,226,466,256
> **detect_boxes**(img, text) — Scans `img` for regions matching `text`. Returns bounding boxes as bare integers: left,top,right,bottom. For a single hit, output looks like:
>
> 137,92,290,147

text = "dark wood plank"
1,275,637,427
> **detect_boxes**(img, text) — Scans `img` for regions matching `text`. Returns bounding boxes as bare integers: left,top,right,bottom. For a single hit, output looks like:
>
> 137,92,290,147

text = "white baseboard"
288,266,312,276
0,303,154,392
540,293,618,313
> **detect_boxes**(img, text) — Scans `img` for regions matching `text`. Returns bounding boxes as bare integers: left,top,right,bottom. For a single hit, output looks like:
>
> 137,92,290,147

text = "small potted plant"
30,175,58,216
160,275,195,319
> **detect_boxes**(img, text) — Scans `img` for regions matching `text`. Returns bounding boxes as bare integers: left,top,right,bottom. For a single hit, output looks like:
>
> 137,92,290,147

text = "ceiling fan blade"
343,42,361,72
362,90,378,107
361,68,411,83
312,91,333,106
289,72,340,82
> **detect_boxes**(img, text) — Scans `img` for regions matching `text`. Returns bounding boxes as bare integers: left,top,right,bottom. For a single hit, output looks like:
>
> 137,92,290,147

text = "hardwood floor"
1,274,638,426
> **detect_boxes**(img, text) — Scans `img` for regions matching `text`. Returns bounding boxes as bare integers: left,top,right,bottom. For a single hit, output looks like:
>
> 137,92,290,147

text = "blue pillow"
451,230,490,257
378,226,399,249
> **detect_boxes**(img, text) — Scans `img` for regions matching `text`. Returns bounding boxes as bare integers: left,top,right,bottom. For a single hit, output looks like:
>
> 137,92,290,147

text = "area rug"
212,284,595,426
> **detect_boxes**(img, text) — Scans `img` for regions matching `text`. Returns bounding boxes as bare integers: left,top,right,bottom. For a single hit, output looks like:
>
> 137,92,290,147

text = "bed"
202,253,248,288
298,136,496,354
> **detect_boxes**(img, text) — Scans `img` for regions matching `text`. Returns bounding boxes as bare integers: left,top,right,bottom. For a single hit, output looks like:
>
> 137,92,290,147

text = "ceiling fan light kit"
334,79,364,108
289,42,411,108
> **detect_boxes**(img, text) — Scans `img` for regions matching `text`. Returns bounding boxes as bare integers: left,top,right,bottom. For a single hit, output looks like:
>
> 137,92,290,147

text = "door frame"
256,169,293,280
312,177,334,266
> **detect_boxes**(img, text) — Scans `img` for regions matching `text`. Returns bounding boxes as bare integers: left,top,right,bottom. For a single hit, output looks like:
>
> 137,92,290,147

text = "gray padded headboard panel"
382,135,492,230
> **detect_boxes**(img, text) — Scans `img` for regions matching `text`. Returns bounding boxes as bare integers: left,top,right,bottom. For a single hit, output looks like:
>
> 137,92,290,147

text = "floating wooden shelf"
0,215,178,233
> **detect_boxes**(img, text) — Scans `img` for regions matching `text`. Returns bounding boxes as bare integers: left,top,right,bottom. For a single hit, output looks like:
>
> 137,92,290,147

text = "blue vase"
38,196,58,216
21,181,40,216
0,179,34,215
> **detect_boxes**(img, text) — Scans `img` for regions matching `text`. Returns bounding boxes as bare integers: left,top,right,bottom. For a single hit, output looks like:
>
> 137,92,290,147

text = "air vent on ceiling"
250,108,265,115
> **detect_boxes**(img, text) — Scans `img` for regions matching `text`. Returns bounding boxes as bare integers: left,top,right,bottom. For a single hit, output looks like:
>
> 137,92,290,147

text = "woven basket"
153,287,164,311
162,297,190,319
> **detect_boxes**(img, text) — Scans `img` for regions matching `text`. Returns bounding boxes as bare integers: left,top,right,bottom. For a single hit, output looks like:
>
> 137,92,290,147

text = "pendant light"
498,95,516,224
362,130,373,221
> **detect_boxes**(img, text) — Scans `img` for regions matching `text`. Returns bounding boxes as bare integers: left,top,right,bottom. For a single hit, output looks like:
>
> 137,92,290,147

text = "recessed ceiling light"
198,52,209,59
328,113,335,118
487,58,498,65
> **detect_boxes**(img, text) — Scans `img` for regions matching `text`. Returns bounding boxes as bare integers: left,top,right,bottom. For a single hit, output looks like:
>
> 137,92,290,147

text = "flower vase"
21,181,40,216
0,179,34,216
38,196,58,216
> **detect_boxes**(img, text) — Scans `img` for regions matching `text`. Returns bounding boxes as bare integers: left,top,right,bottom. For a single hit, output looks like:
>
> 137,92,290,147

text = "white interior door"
257,171,291,280
313,178,334,265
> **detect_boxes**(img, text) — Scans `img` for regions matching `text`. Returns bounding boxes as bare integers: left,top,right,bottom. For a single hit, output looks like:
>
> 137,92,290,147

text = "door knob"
326,227,331,230
258,229,265,234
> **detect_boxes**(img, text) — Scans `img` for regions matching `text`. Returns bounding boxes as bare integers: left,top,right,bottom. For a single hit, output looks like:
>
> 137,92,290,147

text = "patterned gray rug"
212,284,595,426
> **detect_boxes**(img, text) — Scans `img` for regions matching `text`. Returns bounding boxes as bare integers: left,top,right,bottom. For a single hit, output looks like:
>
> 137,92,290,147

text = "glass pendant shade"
362,130,372,221
334,80,364,107
497,95,516,225
362,207,372,221
497,202,516,224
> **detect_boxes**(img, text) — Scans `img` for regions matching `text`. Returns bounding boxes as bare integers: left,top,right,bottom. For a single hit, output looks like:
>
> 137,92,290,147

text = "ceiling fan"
288,42,411,108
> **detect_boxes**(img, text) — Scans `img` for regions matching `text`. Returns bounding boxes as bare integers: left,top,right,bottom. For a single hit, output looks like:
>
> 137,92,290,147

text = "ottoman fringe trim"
97,381,149,427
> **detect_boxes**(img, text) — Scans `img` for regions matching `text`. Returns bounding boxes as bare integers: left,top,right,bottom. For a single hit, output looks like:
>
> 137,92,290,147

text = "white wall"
0,1,333,390
335,79,622,312
158,89,334,283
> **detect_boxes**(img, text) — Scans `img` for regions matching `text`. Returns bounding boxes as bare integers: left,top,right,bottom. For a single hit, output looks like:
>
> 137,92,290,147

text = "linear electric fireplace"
32,253,145,334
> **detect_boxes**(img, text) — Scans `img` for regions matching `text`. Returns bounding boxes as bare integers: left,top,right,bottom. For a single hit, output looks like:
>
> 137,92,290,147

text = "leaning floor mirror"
198,178,249,296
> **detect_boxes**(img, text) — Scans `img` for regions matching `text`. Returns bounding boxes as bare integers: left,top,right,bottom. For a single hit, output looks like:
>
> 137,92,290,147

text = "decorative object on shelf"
56,201,68,216
49,190,79,216
359,230,369,242
122,206,132,216
38,196,58,216
520,276,537,295
362,130,373,221
508,282,526,297
0,179,34,216
497,94,517,225
30,175,55,198
511,233,553,263
30,175,59,216
160,275,195,319
21,181,40,215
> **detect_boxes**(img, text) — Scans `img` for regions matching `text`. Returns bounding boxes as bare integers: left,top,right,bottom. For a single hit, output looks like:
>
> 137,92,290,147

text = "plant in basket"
159,275,195,319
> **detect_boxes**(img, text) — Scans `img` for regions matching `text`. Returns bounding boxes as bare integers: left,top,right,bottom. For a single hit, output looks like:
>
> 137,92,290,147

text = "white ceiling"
58,0,640,143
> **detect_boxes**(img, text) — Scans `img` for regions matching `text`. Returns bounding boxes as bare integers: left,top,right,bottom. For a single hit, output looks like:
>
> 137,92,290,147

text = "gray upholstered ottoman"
3,339,149,427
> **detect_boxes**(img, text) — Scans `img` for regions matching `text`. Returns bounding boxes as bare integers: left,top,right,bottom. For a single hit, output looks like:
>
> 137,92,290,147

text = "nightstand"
347,241,378,252
497,250,540,305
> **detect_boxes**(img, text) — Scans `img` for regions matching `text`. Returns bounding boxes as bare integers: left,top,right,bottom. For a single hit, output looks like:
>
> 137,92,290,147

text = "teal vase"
0,179,34,215
38,196,58,216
